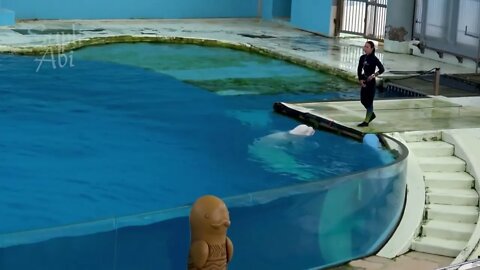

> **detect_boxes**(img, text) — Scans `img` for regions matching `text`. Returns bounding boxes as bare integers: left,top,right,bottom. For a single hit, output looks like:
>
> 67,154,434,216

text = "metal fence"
340,0,388,40
414,0,480,64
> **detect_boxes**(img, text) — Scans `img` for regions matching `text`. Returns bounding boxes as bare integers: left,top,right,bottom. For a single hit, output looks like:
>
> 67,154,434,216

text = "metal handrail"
435,258,480,270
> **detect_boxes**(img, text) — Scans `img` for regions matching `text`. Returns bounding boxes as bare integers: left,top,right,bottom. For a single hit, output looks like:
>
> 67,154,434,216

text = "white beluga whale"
288,124,315,136
248,124,318,181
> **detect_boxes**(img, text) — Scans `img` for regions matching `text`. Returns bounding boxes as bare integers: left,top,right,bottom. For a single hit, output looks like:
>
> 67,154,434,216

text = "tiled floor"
281,98,480,134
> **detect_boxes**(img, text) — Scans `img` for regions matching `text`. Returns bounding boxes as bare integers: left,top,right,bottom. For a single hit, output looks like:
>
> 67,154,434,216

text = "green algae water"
74,43,358,96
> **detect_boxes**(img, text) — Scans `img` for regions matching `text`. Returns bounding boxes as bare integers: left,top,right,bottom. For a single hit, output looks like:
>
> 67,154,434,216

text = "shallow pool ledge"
1,35,358,82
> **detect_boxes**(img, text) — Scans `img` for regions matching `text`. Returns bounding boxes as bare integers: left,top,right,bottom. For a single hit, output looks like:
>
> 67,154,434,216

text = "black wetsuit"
357,54,385,110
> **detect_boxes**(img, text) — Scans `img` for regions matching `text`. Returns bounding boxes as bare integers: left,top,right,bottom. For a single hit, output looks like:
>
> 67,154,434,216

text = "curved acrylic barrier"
0,134,407,270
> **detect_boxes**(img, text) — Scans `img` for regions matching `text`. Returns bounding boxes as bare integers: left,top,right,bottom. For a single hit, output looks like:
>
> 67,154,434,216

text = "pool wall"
291,0,335,36
273,0,292,18
0,135,408,270
1,0,258,19
0,8,15,26
2,0,335,37
262,0,292,20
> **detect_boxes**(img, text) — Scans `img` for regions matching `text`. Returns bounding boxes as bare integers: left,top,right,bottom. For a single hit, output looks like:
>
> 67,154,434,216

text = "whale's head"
288,124,315,137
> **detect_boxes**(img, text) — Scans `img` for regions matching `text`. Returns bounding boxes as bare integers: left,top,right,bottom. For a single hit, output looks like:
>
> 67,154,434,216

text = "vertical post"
262,0,273,20
258,0,263,19
477,0,480,73
421,0,428,44
465,14,480,73
476,37,479,74
363,0,369,37
372,1,377,38
434,68,440,96
334,0,344,37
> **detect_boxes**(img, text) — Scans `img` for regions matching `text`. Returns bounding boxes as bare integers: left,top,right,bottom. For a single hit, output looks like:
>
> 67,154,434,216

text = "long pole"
335,0,344,36
258,0,263,19
465,24,480,73
477,2,480,73
476,38,479,74
434,68,440,95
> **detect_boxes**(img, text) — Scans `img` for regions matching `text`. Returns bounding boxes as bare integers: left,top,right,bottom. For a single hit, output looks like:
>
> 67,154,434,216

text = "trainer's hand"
359,80,366,87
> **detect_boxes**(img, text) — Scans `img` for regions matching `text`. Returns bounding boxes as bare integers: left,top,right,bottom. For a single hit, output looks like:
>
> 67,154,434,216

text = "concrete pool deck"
0,18,477,80
276,97,480,137
1,18,480,270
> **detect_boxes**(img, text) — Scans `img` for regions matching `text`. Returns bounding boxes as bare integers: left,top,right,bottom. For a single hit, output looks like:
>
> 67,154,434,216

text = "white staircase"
402,130,479,258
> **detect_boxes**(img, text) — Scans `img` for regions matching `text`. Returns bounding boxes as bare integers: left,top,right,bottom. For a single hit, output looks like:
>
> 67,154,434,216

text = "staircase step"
427,204,479,223
418,156,466,172
403,130,442,143
424,172,474,189
408,141,454,157
427,188,478,206
412,237,466,257
422,220,475,241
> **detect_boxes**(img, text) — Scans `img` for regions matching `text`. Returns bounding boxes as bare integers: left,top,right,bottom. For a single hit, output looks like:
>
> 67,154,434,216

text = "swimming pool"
0,43,406,269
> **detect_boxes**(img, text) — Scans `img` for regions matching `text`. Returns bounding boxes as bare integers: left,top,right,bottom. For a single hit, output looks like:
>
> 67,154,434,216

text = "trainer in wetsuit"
357,41,385,127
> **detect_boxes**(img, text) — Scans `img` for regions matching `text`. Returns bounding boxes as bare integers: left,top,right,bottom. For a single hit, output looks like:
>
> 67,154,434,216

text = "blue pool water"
0,161,406,270
0,44,392,236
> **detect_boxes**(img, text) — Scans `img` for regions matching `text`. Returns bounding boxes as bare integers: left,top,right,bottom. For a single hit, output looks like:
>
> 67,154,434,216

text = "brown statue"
188,195,233,270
